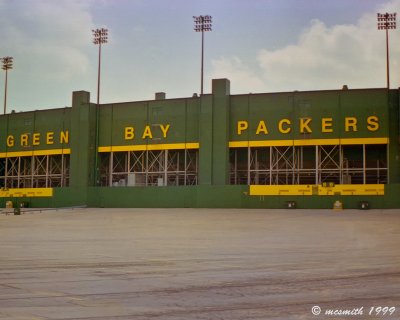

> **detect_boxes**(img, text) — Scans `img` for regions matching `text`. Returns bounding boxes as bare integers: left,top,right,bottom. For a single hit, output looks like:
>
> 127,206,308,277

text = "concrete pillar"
198,94,213,185
69,91,97,202
198,79,231,186
211,78,230,185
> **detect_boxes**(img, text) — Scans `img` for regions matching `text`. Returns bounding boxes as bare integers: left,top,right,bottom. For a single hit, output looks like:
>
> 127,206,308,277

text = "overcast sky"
1,0,400,112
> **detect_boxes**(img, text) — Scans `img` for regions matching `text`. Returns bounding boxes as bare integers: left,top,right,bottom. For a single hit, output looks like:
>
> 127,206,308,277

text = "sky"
0,0,400,112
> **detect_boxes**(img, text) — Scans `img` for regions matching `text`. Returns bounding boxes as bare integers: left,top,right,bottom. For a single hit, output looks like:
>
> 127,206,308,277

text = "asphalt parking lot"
0,208,399,319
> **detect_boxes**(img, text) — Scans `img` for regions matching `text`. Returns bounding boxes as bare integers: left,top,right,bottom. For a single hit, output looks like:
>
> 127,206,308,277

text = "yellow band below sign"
249,184,384,196
0,149,71,158
229,137,389,148
98,143,200,152
0,188,53,198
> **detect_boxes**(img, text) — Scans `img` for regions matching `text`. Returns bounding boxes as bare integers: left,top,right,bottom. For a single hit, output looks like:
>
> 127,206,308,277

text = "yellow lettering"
237,121,248,135
46,132,54,145
32,133,40,146
125,127,135,140
159,124,170,138
345,117,357,132
367,116,379,132
142,126,153,139
321,118,333,133
6,135,14,147
300,118,312,133
255,120,268,135
60,130,69,144
278,119,291,134
21,134,29,147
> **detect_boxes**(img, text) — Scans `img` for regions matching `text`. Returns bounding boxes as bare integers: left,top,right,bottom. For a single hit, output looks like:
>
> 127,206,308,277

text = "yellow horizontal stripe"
98,143,199,152
230,137,388,148
339,137,388,145
0,149,71,158
250,185,313,196
318,184,384,196
249,184,384,196
0,187,53,198
293,138,340,146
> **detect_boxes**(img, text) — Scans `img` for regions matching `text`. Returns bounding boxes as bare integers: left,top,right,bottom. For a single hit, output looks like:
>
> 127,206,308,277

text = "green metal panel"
338,89,388,138
98,98,200,148
291,91,340,140
0,108,71,153
185,98,200,143
2,184,400,209
388,90,400,183
230,89,389,141
0,115,9,152
148,99,189,144
248,93,295,141
98,104,113,147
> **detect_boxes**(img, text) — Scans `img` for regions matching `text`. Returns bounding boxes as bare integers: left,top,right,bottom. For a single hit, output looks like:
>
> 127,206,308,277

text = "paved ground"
0,208,399,320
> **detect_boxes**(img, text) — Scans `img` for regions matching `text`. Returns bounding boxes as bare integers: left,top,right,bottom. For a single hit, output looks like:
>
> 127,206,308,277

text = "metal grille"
230,144,388,185
0,154,70,188
99,149,199,187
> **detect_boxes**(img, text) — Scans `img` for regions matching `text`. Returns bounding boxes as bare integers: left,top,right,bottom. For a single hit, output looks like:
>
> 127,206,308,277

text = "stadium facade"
1,78,399,208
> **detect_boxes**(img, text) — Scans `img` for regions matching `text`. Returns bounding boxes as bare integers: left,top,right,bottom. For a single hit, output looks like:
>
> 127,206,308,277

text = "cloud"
211,56,265,93
212,0,400,93
0,0,94,81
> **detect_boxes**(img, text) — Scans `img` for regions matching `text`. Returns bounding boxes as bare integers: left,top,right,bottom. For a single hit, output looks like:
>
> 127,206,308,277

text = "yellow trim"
339,137,388,145
249,184,384,196
317,184,384,196
229,137,388,148
250,185,313,196
0,188,53,198
0,149,71,158
293,139,339,146
98,143,199,152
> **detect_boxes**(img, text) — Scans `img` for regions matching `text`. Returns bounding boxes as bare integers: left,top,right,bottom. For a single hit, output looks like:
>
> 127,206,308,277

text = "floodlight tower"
377,13,396,89
193,15,212,95
1,56,13,115
92,28,108,186
92,28,108,105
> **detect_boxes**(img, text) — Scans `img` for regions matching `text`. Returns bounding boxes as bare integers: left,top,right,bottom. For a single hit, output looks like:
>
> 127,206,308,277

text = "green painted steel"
230,89,388,141
211,79,230,185
98,98,200,147
198,94,213,185
388,90,400,183
2,184,400,209
0,108,70,154
69,91,97,200
0,79,399,209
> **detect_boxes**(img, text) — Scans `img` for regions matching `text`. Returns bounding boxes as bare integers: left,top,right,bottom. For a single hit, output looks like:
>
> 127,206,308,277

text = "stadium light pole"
1,56,13,115
92,28,108,186
92,28,108,105
377,13,396,89
193,15,212,95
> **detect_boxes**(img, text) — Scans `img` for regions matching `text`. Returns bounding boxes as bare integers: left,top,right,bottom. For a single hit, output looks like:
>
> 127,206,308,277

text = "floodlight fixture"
377,13,396,29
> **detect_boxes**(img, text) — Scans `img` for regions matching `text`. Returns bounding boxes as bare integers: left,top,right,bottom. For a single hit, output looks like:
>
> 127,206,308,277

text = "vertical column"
387,88,399,184
69,91,97,203
198,78,230,185
212,78,230,185
198,93,213,185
